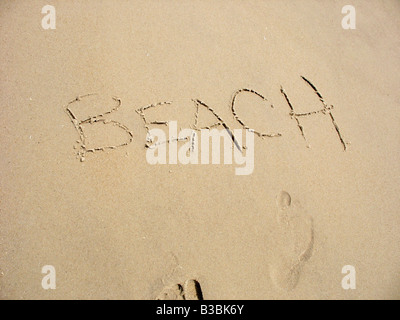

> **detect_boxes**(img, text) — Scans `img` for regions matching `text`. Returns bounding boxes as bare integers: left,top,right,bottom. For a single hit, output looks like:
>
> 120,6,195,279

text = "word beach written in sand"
65,76,348,167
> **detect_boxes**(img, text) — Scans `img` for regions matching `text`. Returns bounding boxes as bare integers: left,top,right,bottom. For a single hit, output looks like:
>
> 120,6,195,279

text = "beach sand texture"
0,0,399,299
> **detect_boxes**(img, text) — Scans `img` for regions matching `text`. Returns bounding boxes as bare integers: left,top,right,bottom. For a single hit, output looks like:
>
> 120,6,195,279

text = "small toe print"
183,279,203,300
155,279,204,300
277,191,291,210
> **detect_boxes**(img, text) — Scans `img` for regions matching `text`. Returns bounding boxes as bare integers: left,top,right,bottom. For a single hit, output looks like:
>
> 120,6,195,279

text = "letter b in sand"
341,265,356,290
41,5,56,30
41,265,56,290
341,5,356,30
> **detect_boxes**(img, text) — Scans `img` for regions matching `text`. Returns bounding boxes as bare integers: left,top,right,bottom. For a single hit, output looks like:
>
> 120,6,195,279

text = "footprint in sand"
183,279,204,300
156,283,185,300
269,191,314,291
156,279,203,300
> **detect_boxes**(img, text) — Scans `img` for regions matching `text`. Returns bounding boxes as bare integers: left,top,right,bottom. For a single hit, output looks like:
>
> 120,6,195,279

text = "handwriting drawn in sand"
65,76,348,162
65,94,133,162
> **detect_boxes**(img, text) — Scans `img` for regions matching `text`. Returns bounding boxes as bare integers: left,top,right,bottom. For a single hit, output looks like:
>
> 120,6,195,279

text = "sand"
0,0,399,299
